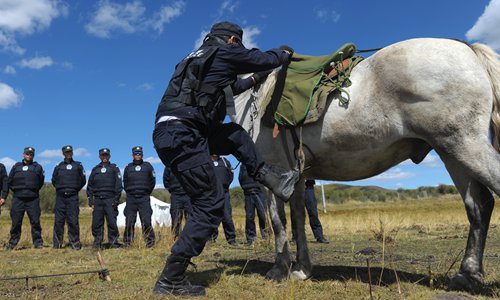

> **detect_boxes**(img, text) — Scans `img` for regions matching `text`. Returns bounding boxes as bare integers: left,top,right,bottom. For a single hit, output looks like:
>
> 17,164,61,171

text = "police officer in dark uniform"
238,164,268,246
52,145,86,250
291,179,329,244
6,147,45,249
152,21,299,296
0,162,9,214
123,146,156,248
211,154,236,245
163,167,192,240
87,148,123,249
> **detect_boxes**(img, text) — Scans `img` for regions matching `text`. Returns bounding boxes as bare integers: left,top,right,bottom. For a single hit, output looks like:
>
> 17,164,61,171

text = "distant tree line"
0,183,458,213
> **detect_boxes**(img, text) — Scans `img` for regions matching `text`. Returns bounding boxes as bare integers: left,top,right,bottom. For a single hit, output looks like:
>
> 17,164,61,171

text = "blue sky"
1,0,499,190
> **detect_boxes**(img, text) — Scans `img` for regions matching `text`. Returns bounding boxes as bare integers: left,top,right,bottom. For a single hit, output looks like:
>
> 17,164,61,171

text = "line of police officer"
0,145,156,250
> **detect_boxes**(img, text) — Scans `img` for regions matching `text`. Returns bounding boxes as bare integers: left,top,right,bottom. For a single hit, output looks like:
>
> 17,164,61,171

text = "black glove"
279,45,294,56
252,69,273,84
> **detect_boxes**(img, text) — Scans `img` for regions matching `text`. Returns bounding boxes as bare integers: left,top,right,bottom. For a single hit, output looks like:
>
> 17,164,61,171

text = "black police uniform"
87,159,123,248
7,159,45,248
211,156,235,244
51,154,86,249
123,158,156,247
238,164,268,244
163,167,192,239
0,163,9,215
152,21,292,296
291,180,327,242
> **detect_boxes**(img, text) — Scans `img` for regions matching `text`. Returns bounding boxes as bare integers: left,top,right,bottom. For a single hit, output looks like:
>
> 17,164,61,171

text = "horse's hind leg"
265,191,292,281
439,152,496,291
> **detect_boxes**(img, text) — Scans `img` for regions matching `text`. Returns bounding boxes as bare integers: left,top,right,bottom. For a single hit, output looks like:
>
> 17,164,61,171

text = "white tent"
117,196,172,227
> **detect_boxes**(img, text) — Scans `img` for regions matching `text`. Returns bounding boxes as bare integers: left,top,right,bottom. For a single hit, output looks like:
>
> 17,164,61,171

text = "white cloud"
194,29,210,50
0,0,68,54
0,82,23,109
217,0,238,17
0,157,16,170
39,147,92,159
18,56,54,69
313,7,341,23
466,0,500,50
145,156,162,164
137,83,153,91
85,0,185,38
366,168,415,181
420,154,442,168
73,148,92,157
3,65,16,74
242,26,260,49
150,1,185,34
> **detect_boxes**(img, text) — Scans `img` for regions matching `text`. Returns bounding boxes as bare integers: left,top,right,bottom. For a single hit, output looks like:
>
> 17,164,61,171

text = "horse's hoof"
290,270,309,280
265,266,288,281
449,272,483,292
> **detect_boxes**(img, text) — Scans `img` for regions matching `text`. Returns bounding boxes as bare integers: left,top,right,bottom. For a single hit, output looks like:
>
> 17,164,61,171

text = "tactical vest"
156,44,235,123
11,163,42,197
124,162,153,195
54,161,83,192
213,158,232,190
91,165,118,194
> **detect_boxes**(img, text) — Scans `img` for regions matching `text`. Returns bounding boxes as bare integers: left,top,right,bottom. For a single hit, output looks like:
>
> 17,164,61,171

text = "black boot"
255,163,299,201
153,256,205,296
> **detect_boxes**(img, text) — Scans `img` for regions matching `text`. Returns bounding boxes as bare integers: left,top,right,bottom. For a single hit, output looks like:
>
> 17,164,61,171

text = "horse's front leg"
265,191,292,280
289,180,312,280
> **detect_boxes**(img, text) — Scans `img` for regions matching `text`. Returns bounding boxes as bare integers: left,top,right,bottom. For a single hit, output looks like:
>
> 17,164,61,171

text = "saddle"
263,43,364,127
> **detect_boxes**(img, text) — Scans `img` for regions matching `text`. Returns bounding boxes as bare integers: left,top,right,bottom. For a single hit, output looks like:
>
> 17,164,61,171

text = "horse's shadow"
204,259,500,297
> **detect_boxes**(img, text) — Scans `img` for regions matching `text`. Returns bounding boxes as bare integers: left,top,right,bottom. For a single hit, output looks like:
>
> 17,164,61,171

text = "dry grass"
0,195,499,299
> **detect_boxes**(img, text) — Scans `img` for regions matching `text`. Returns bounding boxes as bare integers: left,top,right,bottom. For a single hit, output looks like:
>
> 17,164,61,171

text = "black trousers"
91,197,119,247
124,195,155,247
9,196,43,247
170,192,192,238
244,191,268,242
153,120,262,259
212,190,236,242
53,193,80,248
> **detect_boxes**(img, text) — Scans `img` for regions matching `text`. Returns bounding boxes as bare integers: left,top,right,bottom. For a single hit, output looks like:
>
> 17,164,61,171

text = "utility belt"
57,191,78,197
94,193,115,200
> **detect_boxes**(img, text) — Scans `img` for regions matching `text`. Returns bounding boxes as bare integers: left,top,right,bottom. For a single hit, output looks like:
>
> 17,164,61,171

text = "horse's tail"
471,43,500,152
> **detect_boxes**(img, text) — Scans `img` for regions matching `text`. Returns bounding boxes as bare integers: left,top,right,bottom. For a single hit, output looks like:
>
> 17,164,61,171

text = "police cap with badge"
24,146,35,156
99,148,110,156
132,146,143,155
62,145,73,153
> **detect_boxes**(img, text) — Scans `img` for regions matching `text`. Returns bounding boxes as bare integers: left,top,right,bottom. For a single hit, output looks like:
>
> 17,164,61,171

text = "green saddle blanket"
273,43,363,126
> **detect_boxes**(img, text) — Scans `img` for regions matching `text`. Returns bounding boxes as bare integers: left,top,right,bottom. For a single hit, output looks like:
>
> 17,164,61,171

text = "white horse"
233,38,500,291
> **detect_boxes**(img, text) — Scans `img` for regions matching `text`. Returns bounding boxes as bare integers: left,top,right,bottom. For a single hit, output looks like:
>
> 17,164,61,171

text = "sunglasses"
133,152,143,156
25,153,34,156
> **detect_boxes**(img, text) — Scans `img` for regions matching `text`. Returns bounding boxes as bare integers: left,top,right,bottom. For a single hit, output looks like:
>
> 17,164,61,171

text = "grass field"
0,195,499,299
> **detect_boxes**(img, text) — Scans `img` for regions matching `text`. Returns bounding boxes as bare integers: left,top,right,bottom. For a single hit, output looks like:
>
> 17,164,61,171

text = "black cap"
99,148,110,155
132,146,143,154
62,145,73,153
24,146,35,155
210,21,243,45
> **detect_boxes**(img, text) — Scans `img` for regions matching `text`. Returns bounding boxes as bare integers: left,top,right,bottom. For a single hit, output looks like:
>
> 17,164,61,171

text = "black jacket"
123,160,155,196
212,157,233,190
87,162,122,203
52,159,86,194
0,163,8,199
8,160,45,198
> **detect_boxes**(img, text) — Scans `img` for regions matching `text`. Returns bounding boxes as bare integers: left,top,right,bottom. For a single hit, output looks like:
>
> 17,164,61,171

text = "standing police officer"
6,147,45,249
238,164,268,246
291,179,329,244
87,148,123,249
153,21,298,296
123,146,156,248
0,162,8,213
51,145,86,250
163,167,192,240
211,154,236,245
